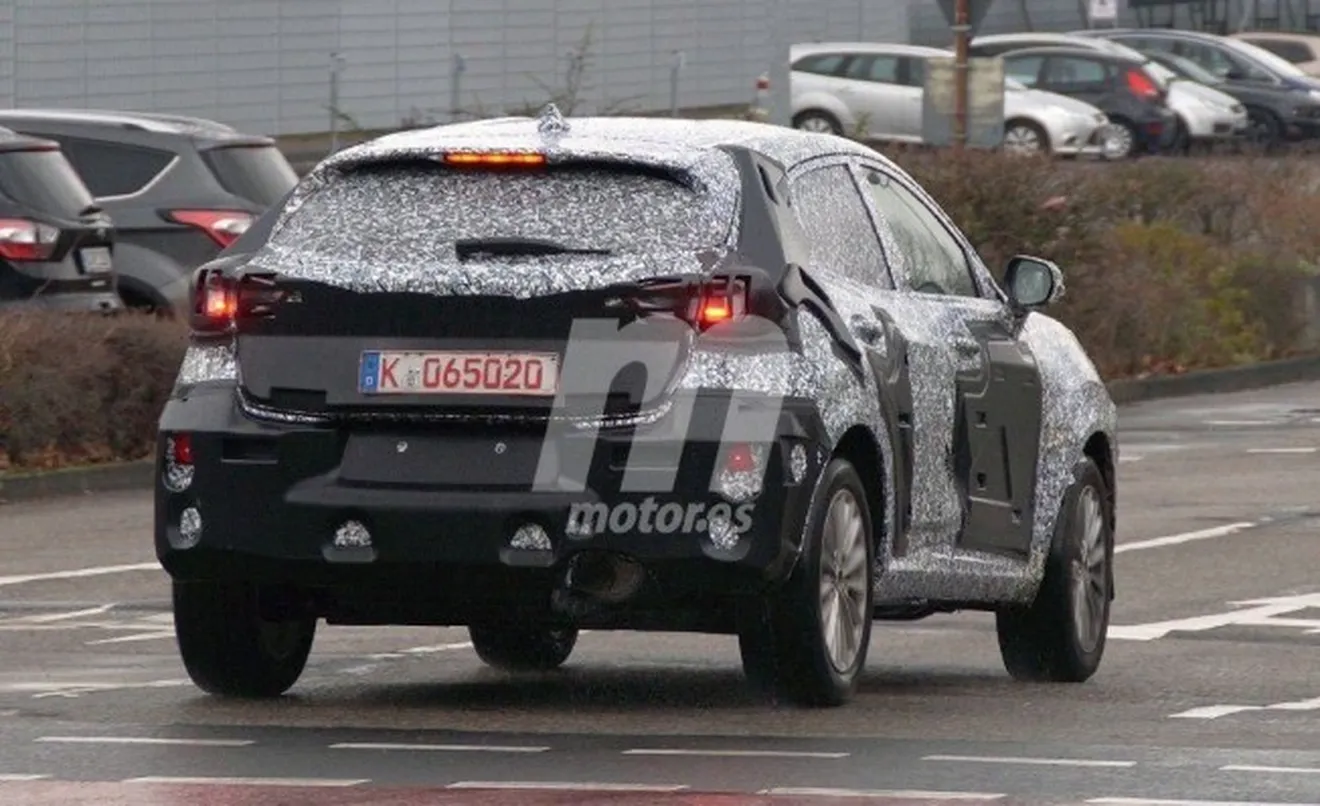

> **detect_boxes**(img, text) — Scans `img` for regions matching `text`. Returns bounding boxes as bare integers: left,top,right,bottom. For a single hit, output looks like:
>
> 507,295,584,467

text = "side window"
903,56,926,88
1003,56,1045,86
42,135,174,197
844,55,900,84
788,164,892,289
1042,56,1111,91
1244,38,1312,63
859,168,979,298
792,54,848,76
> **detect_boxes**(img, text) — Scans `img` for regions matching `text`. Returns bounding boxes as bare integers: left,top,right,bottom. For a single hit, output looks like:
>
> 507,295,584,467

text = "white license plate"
79,246,112,274
359,351,559,395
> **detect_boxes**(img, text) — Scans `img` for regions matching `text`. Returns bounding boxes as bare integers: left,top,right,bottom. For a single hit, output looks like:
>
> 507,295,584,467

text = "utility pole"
767,0,792,126
953,0,970,151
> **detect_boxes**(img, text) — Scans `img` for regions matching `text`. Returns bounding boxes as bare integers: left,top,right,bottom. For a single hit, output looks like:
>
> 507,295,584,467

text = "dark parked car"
999,46,1178,157
0,109,299,315
0,126,119,312
1073,28,1320,146
157,109,1119,706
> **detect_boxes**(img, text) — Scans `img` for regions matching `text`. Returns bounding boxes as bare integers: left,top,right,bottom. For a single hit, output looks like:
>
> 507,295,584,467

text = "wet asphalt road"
0,382,1317,805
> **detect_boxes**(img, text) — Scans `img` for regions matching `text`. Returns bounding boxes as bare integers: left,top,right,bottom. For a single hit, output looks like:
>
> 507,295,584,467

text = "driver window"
860,169,980,297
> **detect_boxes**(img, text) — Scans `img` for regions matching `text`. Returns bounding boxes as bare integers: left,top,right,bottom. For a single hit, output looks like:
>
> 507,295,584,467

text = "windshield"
0,147,96,218
1005,77,1028,91
1224,37,1309,77
1142,61,1176,89
202,144,299,208
1155,52,1223,84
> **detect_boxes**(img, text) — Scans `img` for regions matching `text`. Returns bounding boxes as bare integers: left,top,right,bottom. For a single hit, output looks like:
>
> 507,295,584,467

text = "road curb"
0,460,153,505
2,355,1319,504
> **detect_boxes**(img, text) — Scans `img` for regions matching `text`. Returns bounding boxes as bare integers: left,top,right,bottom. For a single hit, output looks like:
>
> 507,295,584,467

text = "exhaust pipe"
563,551,645,604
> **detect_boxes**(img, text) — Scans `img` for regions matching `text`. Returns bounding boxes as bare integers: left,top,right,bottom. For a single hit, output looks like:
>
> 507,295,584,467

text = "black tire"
173,580,316,698
737,457,874,707
792,110,843,136
469,623,578,671
995,457,1113,683
1246,107,1283,151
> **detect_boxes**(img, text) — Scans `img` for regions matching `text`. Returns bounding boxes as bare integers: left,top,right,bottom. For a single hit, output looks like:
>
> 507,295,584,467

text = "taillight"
689,276,749,331
191,267,282,333
0,218,59,262
1125,69,1160,101
167,209,253,249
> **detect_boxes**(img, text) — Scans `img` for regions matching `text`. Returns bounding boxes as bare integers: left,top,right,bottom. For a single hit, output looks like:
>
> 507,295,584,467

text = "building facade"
0,0,908,137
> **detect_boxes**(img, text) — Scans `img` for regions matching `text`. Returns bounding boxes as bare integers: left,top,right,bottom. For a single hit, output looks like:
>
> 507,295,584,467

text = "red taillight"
723,443,756,473
191,268,283,333
170,433,193,465
1125,69,1160,101
0,218,59,262
167,209,253,249
690,276,748,330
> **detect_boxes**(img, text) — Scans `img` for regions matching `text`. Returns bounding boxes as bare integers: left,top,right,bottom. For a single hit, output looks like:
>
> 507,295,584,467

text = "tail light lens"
191,268,283,333
167,209,253,249
0,218,59,261
1125,69,1161,101
688,276,749,331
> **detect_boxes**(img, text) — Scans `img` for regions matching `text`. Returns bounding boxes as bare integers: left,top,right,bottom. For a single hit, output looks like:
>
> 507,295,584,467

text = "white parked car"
975,32,1249,150
789,42,1114,157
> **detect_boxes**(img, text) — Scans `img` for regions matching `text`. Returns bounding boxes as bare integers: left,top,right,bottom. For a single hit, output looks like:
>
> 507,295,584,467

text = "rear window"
203,144,298,208
0,148,95,218
266,162,729,264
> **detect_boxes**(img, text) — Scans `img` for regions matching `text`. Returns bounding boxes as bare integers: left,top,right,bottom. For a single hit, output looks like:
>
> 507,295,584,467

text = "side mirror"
1003,255,1064,311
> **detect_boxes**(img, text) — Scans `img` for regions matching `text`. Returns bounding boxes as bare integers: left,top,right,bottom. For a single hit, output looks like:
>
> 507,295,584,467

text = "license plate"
359,351,559,395
79,246,112,274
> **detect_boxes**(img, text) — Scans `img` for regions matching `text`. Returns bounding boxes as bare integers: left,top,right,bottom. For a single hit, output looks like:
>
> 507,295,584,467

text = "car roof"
0,108,271,145
791,41,950,59
1091,27,1222,42
327,109,883,180
994,45,1141,62
1231,30,1320,44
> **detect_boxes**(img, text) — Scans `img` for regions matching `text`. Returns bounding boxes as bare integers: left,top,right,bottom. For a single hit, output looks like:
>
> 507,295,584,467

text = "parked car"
157,109,1119,706
1229,30,1320,76
1076,28,1320,146
0,109,299,315
997,46,1179,158
0,126,120,312
789,42,1115,157
971,32,1247,152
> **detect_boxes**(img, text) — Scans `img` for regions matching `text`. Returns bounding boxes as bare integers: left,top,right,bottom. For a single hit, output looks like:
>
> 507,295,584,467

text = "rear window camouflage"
265,162,731,265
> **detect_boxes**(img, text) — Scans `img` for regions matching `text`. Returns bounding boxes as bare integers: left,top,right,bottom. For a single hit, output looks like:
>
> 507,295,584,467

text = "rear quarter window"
203,144,299,208
265,162,731,265
42,135,174,198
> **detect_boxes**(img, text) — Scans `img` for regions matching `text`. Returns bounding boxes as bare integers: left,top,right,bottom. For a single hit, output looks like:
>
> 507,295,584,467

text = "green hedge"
2,152,1316,472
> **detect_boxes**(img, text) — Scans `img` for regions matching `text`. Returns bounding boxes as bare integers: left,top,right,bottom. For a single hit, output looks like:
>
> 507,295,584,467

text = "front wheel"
173,580,316,698
1103,120,1139,160
737,457,874,707
469,623,578,671
1003,120,1049,156
995,457,1112,682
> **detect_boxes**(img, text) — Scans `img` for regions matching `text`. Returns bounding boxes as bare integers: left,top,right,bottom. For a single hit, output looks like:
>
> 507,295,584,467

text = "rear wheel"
173,580,316,698
469,623,578,671
792,110,843,136
995,457,1112,682
1104,120,1139,159
737,457,874,707
1003,119,1049,155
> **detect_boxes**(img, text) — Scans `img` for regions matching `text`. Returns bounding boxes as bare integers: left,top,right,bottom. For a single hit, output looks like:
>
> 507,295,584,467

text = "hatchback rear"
0,128,119,311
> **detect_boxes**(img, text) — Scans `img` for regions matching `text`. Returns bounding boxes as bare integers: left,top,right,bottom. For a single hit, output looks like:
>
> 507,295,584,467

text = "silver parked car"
971,32,1248,150
789,42,1113,157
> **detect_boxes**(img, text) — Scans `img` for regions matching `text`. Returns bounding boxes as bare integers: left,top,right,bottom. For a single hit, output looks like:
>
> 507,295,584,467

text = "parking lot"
0,381,1316,804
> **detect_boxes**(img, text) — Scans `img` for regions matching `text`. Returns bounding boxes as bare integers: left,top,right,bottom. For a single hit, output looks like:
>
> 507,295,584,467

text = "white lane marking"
624,748,848,759
1111,592,1320,642
10,605,116,623
1222,764,1320,774
1171,694,1320,719
0,563,159,588
366,640,473,660
761,788,1003,800
0,774,50,781
37,735,253,747
125,776,367,787
922,754,1135,768
1114,522,1256,555
84,631,174,646
1089,799,1319,806
331,742,548,753
1119,455,1144,463
1247,447,1318,454
1204,419,1275,426
0,679,190,699
447,781,688,792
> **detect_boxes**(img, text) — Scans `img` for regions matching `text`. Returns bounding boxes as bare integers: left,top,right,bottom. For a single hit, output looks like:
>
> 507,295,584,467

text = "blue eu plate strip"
359,351,381,393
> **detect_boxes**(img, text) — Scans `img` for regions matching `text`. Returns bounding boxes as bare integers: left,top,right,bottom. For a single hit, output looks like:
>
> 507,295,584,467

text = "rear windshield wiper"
454,236,612,260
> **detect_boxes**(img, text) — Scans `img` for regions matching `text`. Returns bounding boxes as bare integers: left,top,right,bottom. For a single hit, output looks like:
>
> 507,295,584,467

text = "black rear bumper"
154,383,829,629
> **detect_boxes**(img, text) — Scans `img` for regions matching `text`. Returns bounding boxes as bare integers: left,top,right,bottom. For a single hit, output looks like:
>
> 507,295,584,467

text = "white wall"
3,0,909,136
